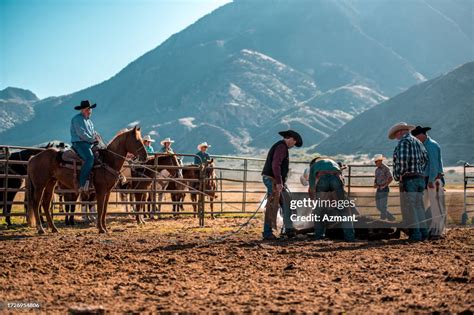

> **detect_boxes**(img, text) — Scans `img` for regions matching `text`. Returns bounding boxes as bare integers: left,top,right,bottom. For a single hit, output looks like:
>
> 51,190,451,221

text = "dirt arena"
0,216,472,313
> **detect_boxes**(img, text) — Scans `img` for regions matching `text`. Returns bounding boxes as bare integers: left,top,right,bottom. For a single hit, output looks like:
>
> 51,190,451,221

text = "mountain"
0,87,38,133
0,0,472,155
314,62,474,165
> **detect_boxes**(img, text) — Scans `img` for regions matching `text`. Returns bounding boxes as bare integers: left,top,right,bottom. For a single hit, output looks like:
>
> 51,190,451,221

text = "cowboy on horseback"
160,137,175,154
194,142,211,165
70,100,99,193
142,135,155,155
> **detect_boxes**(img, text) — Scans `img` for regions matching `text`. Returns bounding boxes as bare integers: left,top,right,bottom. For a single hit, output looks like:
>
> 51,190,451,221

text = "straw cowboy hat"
197,142,211,150
387,122,415,139
373,154,385,162
74,100,96,110
143,135,155,142
160,137,175,146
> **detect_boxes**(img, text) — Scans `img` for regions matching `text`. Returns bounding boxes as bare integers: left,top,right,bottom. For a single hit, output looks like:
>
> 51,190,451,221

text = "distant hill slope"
0,0,472,155
0,87,38,133
314,62,474,165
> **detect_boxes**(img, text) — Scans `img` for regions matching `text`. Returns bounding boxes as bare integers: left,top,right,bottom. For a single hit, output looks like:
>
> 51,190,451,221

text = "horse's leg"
102,193,111,233
135,193,145,224
5,191,17,226
147,193,153,219
210,196,215,219
69,196,76,226
134,193,141,224
191,192,197,218
88,194,97,222
172,194,177,216
95,192,106,234
157,192,164,219
41,181,58,233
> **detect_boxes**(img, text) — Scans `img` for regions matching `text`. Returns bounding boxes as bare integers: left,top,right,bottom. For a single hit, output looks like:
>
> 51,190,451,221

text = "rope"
192,194,267,248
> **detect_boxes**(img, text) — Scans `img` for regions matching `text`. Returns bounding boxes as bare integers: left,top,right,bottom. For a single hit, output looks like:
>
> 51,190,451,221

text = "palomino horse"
182,159,217,218
27,127,147,234
126,154,181,224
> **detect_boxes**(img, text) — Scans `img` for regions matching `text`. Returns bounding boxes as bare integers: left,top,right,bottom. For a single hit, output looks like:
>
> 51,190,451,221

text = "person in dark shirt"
261,130,302,240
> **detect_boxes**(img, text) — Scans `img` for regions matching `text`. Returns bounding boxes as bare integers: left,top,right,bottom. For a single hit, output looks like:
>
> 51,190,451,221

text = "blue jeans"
400,177,428,241
313,174,355,242
72,141,94,187
263,176,275,237
376,187,394,220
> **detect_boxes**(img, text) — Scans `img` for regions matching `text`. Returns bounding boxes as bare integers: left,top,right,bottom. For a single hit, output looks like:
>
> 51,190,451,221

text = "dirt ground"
0,216,473,314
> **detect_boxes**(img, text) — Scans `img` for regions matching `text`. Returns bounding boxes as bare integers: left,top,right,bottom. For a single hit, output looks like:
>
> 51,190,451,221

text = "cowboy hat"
143,135,155,142
278,129,303,147
387,122,415,139
411,126,431,137
74,100,97,110
160,137,175,146
197,142,211,150
373,154,385,162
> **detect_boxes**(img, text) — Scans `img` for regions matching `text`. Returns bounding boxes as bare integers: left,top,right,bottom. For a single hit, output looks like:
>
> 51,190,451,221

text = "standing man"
142,135,155,155
389,122,428,241
194,142,212,165
373,154,395,221
411,126,446,239
261,130,302,240
70,100,99,193
308,156,355,242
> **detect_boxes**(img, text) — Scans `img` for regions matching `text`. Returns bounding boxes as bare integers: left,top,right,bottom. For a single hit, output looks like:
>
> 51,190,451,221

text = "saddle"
57,147,101,170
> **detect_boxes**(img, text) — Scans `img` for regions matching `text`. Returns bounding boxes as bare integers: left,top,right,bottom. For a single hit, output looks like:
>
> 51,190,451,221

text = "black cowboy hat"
411,126,431,136
278,129,303,147
74,100,97,110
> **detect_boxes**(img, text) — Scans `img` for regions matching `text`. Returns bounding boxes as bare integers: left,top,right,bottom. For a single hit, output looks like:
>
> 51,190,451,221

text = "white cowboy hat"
300,167,310,186
373,154,385,162
387,122,415,140
143,135,155,142
197,142,211,150
160,137,175,146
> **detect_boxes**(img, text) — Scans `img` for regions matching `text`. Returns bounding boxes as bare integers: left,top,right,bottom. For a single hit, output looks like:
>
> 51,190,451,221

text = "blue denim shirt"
194,151,210,165
70,113,96,143
423,137,444,183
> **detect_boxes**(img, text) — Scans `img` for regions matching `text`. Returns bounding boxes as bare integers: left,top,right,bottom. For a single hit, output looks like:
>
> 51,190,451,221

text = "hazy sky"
0,0,231,99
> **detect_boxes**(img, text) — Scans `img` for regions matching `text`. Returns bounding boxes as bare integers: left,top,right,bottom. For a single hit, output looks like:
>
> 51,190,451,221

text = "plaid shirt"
392,133,428,181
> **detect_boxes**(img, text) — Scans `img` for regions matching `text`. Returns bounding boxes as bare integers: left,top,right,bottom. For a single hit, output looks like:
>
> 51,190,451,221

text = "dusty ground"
0,216,473,314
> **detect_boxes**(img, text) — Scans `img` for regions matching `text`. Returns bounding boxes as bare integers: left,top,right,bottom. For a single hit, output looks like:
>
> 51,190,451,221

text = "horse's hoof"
98,229,106,234
37,229,45,235
52,228,59,233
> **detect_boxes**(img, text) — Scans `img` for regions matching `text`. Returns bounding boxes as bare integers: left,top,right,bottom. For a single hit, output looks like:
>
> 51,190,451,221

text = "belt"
402,172,424,179
316,170,341,177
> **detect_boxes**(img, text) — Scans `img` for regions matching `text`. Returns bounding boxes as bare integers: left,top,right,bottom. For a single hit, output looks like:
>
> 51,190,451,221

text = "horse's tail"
26,163,36,227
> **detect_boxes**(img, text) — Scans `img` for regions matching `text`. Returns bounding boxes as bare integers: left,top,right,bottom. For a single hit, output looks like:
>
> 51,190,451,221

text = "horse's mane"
107,128,131,146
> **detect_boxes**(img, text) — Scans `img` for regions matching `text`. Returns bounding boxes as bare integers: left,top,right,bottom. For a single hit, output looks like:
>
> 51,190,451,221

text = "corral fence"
463,163,474,224
0,145,471,227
